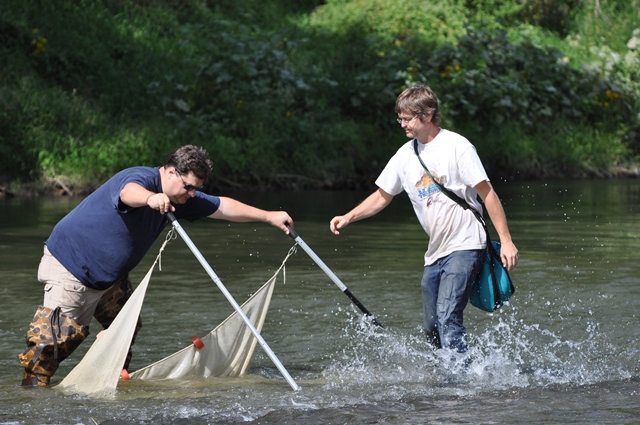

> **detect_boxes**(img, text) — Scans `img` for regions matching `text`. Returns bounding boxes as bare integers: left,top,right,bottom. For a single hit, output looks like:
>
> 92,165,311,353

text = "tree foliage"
0,0,638,192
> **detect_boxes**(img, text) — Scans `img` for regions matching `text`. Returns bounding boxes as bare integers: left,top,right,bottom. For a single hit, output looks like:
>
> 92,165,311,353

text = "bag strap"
412,139,492,240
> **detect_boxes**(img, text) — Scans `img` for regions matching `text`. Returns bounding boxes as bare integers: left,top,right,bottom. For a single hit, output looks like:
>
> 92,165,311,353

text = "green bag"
469,240,515,312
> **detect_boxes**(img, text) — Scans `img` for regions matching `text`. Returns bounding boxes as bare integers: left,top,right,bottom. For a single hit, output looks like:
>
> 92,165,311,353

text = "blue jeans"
421,249,484,353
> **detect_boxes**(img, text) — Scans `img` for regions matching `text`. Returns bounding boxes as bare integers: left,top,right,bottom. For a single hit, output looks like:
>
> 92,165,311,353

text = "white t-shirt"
376,129,488,266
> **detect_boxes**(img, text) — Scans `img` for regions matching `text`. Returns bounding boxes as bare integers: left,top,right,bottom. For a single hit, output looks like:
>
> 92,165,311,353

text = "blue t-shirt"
46,166,220,289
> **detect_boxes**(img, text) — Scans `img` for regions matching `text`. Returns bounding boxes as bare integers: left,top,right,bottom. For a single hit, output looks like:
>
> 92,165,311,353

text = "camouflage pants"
18,306,89,386
19,269,142,386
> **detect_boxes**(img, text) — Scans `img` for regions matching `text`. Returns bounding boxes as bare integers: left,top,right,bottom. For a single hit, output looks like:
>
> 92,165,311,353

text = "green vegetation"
1,0,639,194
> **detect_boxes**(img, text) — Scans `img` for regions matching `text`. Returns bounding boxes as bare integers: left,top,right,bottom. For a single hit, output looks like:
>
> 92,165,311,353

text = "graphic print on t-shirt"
415,170,447,204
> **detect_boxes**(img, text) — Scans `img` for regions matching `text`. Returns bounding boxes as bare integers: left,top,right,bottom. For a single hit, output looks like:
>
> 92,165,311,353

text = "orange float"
191,336,204,350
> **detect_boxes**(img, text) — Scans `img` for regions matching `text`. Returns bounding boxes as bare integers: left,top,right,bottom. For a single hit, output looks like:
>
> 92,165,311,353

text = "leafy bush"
306,0,467,46
518,0,581,36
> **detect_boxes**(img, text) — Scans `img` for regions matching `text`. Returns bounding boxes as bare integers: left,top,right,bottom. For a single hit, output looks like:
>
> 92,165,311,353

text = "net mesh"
129,271,277,380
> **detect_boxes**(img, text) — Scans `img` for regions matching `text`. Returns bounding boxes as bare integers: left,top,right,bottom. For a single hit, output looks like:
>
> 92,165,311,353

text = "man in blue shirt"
19,145,294,387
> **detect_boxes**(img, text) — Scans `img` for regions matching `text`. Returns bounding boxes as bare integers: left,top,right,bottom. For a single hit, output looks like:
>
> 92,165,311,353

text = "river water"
1,180,639,424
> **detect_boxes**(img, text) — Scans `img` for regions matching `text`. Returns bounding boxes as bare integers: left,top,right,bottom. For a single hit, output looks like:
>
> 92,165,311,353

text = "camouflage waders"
18,306,89,387
19,275,142,387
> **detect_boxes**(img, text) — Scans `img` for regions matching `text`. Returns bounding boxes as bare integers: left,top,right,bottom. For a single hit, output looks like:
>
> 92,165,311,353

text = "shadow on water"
1,180,640,424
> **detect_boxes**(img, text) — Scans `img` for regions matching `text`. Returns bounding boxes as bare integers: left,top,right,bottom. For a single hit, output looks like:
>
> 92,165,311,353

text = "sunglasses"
177,172,204,192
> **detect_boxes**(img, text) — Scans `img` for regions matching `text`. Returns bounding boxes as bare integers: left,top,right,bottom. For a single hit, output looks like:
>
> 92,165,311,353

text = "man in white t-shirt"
330,85,519,353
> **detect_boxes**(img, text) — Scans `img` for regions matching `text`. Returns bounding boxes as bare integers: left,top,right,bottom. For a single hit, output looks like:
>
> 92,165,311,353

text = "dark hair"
164,145,213,181
395,84,441,126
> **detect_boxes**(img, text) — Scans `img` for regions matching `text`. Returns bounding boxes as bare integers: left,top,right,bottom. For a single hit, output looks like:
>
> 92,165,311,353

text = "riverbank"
0,174,376,199
2,162,640,199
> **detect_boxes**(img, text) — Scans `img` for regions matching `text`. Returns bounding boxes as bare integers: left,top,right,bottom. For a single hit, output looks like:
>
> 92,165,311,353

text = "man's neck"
417,125,441,144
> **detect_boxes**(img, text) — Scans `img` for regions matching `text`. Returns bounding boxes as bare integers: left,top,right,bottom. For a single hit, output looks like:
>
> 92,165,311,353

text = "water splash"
318,305,636,402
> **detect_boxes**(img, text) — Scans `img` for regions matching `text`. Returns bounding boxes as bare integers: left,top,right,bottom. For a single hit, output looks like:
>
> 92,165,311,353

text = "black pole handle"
285,223,299,239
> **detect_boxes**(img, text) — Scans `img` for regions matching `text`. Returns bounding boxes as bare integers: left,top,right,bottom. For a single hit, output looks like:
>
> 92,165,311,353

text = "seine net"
55,231,294,398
